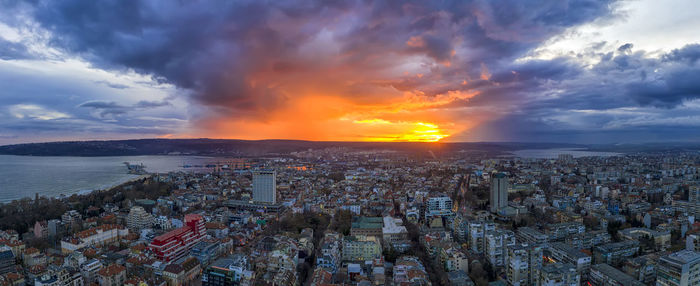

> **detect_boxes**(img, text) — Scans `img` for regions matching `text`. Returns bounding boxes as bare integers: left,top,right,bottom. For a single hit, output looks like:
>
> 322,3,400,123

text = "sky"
1,0,699,144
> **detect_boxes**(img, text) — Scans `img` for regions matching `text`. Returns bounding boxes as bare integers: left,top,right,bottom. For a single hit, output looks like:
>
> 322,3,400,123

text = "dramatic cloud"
0,0,699,143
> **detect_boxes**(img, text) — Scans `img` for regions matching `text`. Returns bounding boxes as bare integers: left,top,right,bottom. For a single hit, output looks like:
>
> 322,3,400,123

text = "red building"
149,214,205,262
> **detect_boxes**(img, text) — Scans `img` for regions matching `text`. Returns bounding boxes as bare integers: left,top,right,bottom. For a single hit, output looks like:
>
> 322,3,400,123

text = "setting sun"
358,120,449,142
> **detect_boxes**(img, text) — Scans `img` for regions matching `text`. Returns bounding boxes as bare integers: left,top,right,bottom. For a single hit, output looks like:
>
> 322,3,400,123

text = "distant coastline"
2,138,698,157
0,138,587,157
510,148,621,159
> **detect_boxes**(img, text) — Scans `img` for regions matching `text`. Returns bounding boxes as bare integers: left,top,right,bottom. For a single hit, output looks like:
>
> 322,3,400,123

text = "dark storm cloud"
451,42,700,142
11,0,616,117
491,57,583,83
663,44,700,64
78,101,122,109
134,100,171,108
627,69,700,107
78,99,172,119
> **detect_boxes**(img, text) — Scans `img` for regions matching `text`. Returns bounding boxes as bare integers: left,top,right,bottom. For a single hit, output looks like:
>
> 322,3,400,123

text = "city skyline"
1,0,700,144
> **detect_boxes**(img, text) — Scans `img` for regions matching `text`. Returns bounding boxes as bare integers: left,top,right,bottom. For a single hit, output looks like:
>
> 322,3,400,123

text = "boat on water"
124,162,146,174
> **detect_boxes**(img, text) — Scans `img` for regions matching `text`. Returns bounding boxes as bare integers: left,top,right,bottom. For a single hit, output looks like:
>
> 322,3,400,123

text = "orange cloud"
194,89,480,142
183,27,484,142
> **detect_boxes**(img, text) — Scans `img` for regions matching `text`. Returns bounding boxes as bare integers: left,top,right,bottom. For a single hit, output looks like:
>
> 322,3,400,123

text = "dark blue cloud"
663,44,700,64
94,80,130,89
8,0,616,114
617,43,633,53
627,68,700,107
78,99,172,119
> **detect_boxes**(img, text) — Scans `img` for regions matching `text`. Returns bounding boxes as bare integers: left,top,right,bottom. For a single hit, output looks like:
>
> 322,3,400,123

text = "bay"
511,148,621,159
0,155,223,203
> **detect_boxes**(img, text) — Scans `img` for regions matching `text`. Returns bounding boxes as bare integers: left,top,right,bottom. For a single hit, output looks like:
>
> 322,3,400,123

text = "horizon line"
2,137,700,147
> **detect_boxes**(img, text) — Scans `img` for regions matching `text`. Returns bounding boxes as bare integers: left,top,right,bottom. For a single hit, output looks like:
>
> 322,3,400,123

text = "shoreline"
1,173,153,205
0,155,236,204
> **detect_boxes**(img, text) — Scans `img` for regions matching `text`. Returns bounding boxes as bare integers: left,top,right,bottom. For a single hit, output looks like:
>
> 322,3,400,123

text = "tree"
383,246,399,263
469,262,489,286
583,216,600,230
482,261,496,281
639,234,656,253
329,210,352,236
607,221,622,242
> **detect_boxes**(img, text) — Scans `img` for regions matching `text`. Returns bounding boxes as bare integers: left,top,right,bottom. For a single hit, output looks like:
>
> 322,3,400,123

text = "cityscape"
0,147,698,286
1,0,700,286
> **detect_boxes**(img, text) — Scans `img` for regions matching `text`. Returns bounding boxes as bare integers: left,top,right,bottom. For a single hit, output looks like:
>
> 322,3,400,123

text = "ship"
123,162,146,174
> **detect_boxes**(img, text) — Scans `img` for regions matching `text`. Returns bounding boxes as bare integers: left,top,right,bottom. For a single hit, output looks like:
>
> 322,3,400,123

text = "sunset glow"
356,121,449,142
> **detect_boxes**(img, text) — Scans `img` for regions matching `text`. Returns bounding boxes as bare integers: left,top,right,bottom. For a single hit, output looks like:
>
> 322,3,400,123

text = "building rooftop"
550,242,591,259
382,216,407,234
661,250,700,265
163,264,184,274
594,240,640,252
352,217,383,229
493,173,507,179
97,264,126,277
619,227,670,238
591,264,645,286
541,263,576,275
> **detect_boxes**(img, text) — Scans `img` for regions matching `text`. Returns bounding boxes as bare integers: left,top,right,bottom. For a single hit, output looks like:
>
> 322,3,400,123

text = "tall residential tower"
490,172,508,213
253,170,277,204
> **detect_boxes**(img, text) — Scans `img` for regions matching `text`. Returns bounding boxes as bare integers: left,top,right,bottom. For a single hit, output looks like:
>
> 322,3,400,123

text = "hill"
0,139,585,157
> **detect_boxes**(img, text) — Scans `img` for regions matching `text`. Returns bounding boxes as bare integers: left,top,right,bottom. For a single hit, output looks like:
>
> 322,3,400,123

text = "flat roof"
352,217,383,229
550,242,590,259
661,250,700,265
591,264,645,286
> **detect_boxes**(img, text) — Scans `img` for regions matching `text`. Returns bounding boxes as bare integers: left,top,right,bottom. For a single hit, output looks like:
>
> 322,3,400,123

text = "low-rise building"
565,230,611,249
382,216,408,250
618,227,671,251
517,227,548,245
33,221,48,240
548,242,592,280
536,263,579,286
442,247,469,273
190,241,220,266
545,222,585,242
162,264,184,286
593,240,640,266
622,254,657,285
342,235,381,262
350,217,383,239
393,256,430,285
181,256,202,284
589,263,645,286
96,264,126,286
60,224,129,253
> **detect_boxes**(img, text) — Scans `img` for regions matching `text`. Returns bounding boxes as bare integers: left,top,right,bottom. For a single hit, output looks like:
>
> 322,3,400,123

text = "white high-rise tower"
490,172,508,213
253,170,276,204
